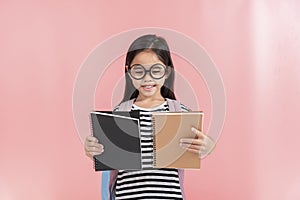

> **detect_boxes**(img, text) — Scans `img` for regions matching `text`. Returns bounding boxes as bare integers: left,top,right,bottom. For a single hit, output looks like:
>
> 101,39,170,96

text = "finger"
180,138,205,146
182,146,208,156
191,127,205,139
86,135,99,143
86,146,104,152
181,146,200,155
87,142,103,149
91,150,103,155
85,144,103,153
180,143,201,150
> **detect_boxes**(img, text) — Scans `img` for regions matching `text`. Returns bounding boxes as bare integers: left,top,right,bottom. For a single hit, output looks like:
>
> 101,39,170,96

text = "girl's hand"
179,127,216,159
84,135,104,160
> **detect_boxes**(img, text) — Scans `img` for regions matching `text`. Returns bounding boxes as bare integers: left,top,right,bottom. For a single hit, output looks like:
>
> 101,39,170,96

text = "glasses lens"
150,64,166,79
130,65,145,79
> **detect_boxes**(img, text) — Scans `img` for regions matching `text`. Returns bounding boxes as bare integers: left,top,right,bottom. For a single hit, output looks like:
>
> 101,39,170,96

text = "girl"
85,34,215,200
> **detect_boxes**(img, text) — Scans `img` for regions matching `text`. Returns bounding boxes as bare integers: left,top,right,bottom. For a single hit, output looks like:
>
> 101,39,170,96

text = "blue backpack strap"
101,171,110,200
102,170,119,200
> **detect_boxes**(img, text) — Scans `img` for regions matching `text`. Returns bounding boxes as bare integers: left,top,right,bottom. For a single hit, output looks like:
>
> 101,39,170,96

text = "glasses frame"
128,63,168,80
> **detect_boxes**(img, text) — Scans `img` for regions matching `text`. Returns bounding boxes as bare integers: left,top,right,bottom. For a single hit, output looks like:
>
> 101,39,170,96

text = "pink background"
1,0,300,200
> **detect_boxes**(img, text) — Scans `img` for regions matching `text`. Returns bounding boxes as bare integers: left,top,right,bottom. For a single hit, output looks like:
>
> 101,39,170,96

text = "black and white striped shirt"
114,101,190,200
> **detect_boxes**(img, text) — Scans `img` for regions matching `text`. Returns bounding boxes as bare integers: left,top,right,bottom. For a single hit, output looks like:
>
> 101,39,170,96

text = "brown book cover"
152,112,204,169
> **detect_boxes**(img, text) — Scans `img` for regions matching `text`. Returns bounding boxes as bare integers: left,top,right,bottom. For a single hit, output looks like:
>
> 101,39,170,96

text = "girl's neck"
134,95,165,108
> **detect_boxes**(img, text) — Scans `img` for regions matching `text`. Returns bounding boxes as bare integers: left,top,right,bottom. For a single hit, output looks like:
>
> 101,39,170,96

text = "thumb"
191,127,205,139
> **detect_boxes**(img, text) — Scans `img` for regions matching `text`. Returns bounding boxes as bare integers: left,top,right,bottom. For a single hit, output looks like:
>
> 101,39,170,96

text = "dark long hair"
121,34,176,103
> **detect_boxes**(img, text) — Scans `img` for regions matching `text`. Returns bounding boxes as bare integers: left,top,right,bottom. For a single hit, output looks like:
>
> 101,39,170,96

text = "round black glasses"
128,63,168,80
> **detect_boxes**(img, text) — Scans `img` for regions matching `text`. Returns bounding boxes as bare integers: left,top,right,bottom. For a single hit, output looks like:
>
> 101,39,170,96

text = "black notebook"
89,111,141,171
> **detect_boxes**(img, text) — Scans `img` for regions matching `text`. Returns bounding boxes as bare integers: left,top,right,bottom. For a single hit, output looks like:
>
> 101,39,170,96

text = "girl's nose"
142,71,153,81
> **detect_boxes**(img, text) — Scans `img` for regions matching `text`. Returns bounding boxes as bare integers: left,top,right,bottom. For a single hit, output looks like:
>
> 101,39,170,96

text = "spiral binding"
89,113,97,170
152,115,157,168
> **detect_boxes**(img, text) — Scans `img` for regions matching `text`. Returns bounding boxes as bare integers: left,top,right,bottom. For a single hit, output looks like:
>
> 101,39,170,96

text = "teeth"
144,85,153,88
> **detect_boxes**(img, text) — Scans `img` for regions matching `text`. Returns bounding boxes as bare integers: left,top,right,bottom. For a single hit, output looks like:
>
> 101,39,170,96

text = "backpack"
101,98,186,200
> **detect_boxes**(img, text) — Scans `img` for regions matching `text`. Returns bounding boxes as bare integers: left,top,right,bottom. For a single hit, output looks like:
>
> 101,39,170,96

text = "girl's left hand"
179,127,216,158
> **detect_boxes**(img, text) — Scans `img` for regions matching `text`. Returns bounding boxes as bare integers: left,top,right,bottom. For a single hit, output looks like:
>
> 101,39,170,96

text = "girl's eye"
133,68,143,72
152,70,161,74
134,71,144,74
151,67,164,74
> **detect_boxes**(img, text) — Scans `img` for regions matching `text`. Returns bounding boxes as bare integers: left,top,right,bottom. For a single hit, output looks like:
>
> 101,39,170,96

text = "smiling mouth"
141,85,156,89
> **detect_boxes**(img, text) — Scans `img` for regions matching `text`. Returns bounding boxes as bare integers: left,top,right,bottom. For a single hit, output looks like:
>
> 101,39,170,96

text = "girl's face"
127,50,169,100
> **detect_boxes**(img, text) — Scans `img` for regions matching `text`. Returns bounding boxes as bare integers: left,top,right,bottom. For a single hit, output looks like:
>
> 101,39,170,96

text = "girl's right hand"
84,135,104,160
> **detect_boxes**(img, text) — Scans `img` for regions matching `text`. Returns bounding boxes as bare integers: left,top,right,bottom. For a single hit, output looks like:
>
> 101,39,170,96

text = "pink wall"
1,0,300,199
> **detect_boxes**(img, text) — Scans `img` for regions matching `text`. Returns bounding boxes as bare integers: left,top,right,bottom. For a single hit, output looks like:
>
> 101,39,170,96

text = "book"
89,111,142,171
152,112,204,169
90,111,204,170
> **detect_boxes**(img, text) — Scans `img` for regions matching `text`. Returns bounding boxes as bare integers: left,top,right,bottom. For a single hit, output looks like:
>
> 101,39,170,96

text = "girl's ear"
165,66,172,79
126,65,133,80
